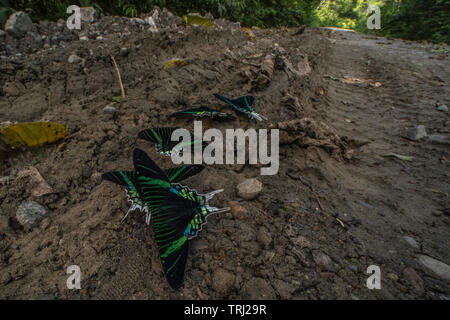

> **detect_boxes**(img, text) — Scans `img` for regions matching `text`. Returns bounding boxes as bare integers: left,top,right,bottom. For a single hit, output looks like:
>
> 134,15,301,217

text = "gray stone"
103,105,117,120
242,277,276,300
68,54,82,64
79,35,89,41
237,178,263,200
256,226,272,247
404,125,427,141
403,236,420,249
436,104,448,112
96,36,104,41
417,255,450,282
427,134,450,145
5,11,37,38
212,268,235,295
16,201,49,229
313,251,332,271
120,47,129,57
131,18,146,25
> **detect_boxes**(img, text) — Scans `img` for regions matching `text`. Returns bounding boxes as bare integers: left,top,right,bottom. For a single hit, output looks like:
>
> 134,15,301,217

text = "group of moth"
102,94,267,289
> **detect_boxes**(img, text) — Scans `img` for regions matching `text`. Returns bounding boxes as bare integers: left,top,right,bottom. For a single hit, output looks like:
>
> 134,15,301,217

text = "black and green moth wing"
145,181,199,289
170,107,211,118
213,94,255,112
133,148,170,182
138,127,181,153
102,170,137,188
133,149,172,218
165,165,204,183
102,170,142,205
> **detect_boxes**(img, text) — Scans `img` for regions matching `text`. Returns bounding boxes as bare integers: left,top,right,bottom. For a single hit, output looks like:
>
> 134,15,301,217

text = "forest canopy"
1,0,449,43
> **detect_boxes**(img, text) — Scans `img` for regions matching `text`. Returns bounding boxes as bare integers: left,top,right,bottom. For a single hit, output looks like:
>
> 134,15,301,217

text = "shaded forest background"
0,0,449,43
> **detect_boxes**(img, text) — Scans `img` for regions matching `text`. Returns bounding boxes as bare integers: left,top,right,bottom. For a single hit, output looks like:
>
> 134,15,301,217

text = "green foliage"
0,0,15,27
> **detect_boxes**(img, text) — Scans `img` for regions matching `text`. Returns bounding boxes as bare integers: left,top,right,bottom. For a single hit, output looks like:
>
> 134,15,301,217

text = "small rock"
228,201,248,220
387,273,399,282
404,125,427,141
403,236,420,249
0,30,5,38
212,268,235,295
256,226,272,247
103,105,117,120
436,104,448,112
79,35,89,41
96,36,104,41
313,251,332,271
237,178,263,200
120,47,129,57
417,255,450,282
427,134,450,145
242,277,276,300
16,201,49,229
402,267,424,295
91,172,102,185
17,167,52,197
5,11,36,38
68,54,82,64
131,18,146,24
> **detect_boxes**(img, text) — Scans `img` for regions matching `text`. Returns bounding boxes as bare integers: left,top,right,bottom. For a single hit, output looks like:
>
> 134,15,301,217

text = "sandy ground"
0,15,449,299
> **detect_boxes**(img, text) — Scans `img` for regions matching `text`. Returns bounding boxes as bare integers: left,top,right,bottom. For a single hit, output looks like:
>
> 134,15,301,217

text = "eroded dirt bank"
0,10,449,299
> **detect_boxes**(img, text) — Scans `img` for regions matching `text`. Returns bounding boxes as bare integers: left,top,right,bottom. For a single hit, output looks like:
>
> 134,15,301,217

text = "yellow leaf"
0,122,68,148
239,27,256,42
183,15,213,28
163,59,189,71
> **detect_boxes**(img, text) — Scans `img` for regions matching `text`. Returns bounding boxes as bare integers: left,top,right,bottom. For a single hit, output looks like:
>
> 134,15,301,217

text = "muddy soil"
0,14,449,299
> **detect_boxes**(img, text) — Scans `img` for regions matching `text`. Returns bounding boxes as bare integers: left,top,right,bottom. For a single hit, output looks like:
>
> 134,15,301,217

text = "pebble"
404,125,427,141
237,178,263,200
103,105,117,120
212,268,235,294
120,47,129,57
417,254,450,282
79,35,89,41
16,201,49,229
256,226,272,247
5,11,36,38
436,104,448,112
403,236,420,249
387,272,399,282
228,201,248,220
427,134,450,145
96,36,104,41
68,54,82,64
313,251,332,271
